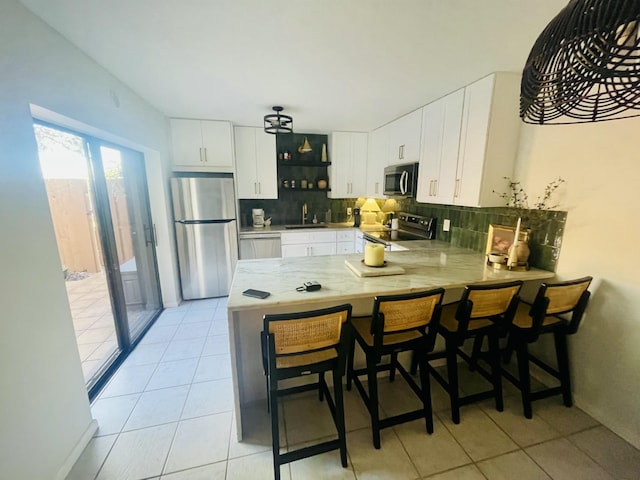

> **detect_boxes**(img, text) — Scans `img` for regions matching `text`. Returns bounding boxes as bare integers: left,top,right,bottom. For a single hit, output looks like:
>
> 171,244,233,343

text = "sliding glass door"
34,122,162,398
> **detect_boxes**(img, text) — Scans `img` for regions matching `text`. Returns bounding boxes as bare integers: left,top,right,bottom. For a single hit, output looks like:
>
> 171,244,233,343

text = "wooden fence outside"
44,178,134,274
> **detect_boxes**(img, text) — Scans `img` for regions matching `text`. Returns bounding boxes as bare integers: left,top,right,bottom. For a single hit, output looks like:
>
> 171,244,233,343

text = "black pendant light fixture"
264,106,293,134
521,0,640,124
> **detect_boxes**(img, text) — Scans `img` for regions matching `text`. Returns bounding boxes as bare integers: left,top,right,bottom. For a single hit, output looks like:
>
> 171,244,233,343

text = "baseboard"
55,419,98,480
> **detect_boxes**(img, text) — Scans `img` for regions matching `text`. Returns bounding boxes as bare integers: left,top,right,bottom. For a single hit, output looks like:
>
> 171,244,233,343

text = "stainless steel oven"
384,163,418,197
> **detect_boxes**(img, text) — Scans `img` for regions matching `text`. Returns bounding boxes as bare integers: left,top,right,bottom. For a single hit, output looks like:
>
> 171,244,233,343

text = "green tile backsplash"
397,198,566,272
239,195,565,271
238,187,565,272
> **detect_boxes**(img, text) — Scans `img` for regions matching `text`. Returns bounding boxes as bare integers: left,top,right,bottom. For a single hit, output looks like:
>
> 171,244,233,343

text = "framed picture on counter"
486,224,529,255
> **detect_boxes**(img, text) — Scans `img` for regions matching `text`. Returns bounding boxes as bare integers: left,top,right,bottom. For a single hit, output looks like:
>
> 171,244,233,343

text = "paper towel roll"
391,218,399,230
364,243,385,266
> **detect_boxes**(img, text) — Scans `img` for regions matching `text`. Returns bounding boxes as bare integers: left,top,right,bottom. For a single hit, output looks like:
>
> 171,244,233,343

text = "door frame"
34,119,164,401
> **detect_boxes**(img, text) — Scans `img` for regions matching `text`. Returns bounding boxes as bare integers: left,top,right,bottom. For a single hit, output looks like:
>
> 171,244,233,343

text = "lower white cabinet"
239,236,281,259
281,230,337,257
280,230,357,257
337,230,356,254
354,230,364,254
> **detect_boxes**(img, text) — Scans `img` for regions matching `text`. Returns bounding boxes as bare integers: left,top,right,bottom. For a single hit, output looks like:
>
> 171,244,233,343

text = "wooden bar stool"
427,281,523,424
346,288,444,449
261,303,352,480
501,276,593,418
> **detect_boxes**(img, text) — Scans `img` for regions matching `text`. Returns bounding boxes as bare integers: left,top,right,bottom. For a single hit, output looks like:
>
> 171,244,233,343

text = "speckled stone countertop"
227,241,555,312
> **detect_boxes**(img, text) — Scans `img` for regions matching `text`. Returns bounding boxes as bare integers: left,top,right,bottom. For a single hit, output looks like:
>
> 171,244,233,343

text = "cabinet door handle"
258,182,261,194
375,181,379,194
199,147,204,163
434,179,438,196
454,179,460,198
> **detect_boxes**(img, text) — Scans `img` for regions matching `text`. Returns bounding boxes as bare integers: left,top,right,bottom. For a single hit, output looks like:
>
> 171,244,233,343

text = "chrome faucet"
302,202,308,224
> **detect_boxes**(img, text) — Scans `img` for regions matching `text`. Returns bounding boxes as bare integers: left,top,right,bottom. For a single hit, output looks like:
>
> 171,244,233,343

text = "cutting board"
345,259,405,277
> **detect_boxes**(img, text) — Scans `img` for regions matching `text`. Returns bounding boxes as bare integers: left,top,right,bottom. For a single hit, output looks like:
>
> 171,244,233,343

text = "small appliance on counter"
353,207,361,227
252,208,265,228
384,212,394,228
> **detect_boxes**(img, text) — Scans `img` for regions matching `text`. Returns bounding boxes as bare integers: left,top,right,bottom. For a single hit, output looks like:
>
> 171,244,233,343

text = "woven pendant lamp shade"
521,0,640,124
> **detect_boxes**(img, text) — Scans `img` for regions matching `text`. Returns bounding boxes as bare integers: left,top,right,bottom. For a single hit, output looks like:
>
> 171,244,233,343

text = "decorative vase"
321,143,328,162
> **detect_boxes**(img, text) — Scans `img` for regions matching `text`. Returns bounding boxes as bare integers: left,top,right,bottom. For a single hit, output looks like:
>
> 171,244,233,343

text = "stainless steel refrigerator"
171,173,238,300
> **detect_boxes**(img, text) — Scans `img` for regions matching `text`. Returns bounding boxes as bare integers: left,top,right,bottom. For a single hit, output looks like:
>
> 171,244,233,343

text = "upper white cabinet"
234,126,278,199
387,108,423,165
170,119,234,171
454,72,521,207
417,88,464,203
328,132,368,199
366,125,389,197
417,72,521,207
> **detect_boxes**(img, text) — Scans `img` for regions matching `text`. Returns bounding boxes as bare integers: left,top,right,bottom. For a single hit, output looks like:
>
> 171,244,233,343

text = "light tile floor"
66,272,119,383
67,298,640,480
67,271,147,384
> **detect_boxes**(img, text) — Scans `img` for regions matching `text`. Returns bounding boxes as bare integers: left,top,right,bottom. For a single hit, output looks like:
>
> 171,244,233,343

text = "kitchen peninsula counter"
227,241,555,439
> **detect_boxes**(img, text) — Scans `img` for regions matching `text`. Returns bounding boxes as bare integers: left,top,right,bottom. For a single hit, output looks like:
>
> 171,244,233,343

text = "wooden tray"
344,259,405,277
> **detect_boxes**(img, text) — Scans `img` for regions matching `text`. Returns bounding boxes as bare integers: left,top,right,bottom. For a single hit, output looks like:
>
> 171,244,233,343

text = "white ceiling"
19,0,564,133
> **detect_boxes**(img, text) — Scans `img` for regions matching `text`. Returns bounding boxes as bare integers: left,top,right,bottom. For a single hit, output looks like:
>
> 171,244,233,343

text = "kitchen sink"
284,224,329,229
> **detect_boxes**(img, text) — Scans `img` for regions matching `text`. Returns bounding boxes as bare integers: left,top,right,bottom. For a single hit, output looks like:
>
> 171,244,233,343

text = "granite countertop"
227,242,555,312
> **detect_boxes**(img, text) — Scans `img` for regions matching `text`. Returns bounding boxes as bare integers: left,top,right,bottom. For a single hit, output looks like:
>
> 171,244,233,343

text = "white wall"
0,0,178,478
515,119,640,448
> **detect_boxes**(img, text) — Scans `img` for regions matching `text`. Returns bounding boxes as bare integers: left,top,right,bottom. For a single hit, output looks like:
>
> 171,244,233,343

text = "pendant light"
520,0,640,124
264,106,293,134
298,137,312,153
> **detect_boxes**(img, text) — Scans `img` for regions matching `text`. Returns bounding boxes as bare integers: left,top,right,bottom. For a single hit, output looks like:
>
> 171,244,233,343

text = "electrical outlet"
346,207,352,216
443,219,451,232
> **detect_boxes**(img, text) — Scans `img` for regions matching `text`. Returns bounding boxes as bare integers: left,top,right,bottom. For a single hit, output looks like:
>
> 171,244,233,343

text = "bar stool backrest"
264,304,352,370
466,283,523,318
371,288,445,352
454,281,523,337
530,276,593,335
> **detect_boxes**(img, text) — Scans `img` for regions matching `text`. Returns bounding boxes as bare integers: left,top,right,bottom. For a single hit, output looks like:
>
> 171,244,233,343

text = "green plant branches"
494,177,565,210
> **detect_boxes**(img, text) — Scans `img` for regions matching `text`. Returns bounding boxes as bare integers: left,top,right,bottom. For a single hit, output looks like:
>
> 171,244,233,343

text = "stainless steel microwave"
383,162,418,197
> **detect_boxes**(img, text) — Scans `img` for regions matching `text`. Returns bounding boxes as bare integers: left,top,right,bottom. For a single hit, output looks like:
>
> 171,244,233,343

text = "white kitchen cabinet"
453,72,521,207
239,236,281,259
234,126,278,199
417,88,464,203
280,230,343,257
170,118,234,171
416,72,520,207
354,230,364,254
336,230,356,254
366,125,389,197
387,108,423,165
328,132,368,198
